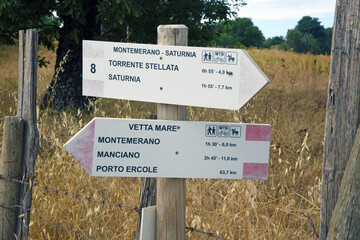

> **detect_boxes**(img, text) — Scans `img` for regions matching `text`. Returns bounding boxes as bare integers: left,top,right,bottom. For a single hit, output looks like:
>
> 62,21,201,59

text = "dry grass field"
0,44,330,239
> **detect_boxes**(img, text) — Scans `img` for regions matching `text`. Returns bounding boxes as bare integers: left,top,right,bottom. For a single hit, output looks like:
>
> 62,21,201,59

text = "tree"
324,27,333,54
296,16,325,40
263,36,285,49
0,1,59,49
1,0,245,111
286,29,321,54
213,17,264,48
286,16,332,55
43,0,102,111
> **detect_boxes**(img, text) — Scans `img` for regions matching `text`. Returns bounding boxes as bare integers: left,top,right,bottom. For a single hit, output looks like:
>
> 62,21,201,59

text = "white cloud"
238,0,336,20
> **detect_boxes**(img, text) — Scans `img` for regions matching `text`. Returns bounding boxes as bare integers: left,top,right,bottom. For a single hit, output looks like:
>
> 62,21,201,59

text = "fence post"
156,25,187,240
327,125,360,238
15,29,40,240
17,30,25,115
319,0,360,238
136,177,157,239
0,117,25,239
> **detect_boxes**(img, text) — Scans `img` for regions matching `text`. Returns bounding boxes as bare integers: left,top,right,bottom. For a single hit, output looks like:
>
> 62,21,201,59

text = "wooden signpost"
64,24,271,240
155,25,187,240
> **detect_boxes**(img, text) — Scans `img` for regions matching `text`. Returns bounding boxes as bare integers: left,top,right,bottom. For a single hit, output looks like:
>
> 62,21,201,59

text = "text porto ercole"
82,40,269,110
64,118,271,180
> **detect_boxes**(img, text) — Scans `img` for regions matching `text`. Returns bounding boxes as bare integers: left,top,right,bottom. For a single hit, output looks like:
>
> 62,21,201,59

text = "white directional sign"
83,40,269,110
64,118,271,180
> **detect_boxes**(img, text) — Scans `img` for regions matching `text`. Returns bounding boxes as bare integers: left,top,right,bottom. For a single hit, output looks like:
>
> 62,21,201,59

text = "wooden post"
327,125,360,239
136,177,157,239
136,114,158,240
156,25,187,240
320,0,360,239
0,117,25,239
15,29,40,240
17,30,25,115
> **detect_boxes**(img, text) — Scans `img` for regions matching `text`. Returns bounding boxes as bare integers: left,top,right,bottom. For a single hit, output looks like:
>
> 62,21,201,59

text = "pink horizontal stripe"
83,43,104,58
65,120,95,174
245,125,271,141
243,163,268,180
83,80,104,97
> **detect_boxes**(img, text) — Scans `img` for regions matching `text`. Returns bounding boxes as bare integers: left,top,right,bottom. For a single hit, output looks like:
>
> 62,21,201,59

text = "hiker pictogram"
205,125,217,137
202,50,213,63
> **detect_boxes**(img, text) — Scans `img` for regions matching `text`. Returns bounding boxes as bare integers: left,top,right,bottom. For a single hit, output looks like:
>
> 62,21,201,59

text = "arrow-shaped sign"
82,41,269,110
64,118,271,180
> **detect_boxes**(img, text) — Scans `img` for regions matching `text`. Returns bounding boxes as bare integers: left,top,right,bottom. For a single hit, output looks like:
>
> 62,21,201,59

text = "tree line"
0,1,331,112
213,16,332,55
0,0,245,111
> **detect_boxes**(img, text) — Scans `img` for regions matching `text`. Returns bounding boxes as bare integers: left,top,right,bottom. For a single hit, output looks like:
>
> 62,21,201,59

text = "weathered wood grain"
15,29,40,240
0,117,24,240
17,30,24,117
320,0,360,239
156,25,187,240
136,177,157,240
327,126,360,239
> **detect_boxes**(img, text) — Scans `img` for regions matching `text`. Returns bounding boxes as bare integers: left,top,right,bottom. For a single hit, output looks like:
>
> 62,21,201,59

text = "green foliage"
0,0,245,64
286,16,332,55
97,0,245,46
0,0,59,67
263,36,285,49
296,16,324,39
324,27,333,53
1,0,245,47
0,0,58,46
213,17,264,48
1,0,245,111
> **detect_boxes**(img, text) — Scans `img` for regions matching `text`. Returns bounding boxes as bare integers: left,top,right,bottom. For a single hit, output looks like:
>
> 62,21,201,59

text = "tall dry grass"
0,44,330,239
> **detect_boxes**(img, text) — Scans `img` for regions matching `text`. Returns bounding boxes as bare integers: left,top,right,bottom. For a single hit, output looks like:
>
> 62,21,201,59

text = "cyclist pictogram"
214,51,226,64
218,125,230,137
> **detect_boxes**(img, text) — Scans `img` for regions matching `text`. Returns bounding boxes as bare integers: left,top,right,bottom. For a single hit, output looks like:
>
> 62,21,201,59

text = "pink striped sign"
242,125,271,180
245,125,271,141
64,120,95,174
64,118,271,179
82,40,270,110
243,163,268,180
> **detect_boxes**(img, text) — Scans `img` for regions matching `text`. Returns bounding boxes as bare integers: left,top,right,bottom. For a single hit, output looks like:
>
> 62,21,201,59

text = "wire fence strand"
186,227,230,240
0,204,95,240
0,174,140,213
0,174,230,239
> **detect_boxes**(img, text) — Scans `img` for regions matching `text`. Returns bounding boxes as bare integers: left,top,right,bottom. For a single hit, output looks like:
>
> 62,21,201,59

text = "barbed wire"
0,175,140,213
302,212,319,239
0,174,230,240
186,227,229,240
0,204,94,240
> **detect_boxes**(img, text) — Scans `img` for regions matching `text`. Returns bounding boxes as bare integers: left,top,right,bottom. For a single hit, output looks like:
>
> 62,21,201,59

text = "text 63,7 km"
220,170,237,175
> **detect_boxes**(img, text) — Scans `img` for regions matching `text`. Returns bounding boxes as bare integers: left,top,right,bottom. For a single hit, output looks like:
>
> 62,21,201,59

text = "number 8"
90,63,96,73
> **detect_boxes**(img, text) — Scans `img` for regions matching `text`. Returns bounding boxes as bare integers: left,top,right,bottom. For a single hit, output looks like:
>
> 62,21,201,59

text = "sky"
236,0,336,38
